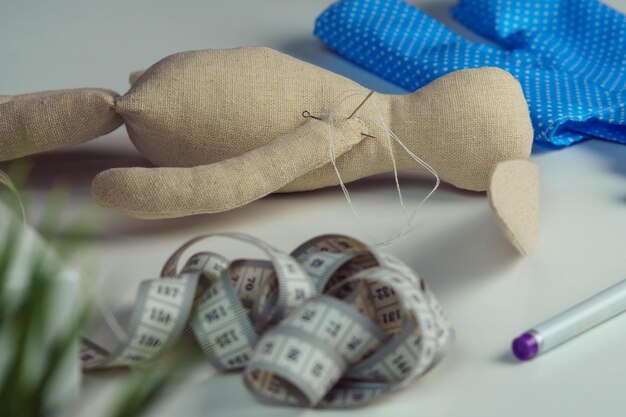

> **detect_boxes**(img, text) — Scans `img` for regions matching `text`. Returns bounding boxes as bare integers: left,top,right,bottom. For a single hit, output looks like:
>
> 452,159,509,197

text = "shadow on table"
496,350,523,365
582,138,626,202
6,140,527,294
151,373,306,417
394,206,521,295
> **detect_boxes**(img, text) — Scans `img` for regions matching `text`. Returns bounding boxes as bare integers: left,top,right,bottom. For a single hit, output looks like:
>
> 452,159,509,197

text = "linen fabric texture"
0,47,538,253
0,47,532,215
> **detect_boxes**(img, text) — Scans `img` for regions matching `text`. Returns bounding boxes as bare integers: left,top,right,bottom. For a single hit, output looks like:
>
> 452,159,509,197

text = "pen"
512,278,626,361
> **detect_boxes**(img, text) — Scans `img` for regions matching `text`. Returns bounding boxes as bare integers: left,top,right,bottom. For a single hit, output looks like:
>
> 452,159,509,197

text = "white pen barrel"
535,279,626,352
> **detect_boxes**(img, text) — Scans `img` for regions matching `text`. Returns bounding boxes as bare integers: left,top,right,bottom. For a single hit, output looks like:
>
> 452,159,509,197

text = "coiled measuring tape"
80,233,454,408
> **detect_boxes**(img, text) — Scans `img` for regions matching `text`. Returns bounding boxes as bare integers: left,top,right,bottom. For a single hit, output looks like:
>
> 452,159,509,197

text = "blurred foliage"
0,166,84,417
0,223,85,416
0,167,181,417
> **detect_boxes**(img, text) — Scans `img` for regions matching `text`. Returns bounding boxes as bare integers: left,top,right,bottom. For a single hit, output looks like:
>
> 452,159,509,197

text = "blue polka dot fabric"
314,0,626,147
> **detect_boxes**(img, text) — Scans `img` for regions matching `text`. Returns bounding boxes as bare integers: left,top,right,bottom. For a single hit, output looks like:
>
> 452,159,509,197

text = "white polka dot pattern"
314,0,626,147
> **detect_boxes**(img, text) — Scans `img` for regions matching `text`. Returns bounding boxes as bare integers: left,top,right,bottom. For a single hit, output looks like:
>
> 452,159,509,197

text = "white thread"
322,90,440,247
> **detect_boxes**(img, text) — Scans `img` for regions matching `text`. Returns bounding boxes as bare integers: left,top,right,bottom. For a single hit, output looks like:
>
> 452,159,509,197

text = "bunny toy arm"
92,117,367,218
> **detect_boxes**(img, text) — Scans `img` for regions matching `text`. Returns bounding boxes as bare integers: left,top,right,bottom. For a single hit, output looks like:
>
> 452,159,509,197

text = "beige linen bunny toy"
0,47,539,254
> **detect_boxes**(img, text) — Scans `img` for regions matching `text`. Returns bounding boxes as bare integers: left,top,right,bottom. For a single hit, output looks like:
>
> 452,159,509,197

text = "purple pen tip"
512,332,539,361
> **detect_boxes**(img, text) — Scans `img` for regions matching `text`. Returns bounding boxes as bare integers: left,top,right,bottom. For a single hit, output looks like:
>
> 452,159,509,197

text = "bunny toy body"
0,47,539,254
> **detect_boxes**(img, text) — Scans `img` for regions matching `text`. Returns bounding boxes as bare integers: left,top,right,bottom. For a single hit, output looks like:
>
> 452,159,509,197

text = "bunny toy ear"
92,117,367,219
0,89,123,161
488,160,540,255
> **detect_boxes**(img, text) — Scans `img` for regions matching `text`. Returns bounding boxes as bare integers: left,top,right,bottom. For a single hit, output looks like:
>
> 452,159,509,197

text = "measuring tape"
80,233,454,408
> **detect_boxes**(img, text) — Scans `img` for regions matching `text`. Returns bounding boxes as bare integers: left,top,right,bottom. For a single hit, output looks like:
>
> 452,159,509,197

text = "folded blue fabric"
315,0,626,146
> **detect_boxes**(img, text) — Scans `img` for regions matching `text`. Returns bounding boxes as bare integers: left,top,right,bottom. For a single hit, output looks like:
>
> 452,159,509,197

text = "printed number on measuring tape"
80,233,454,408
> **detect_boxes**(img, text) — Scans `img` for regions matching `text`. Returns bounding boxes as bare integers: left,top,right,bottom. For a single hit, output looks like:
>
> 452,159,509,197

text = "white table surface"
2,1,626,416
